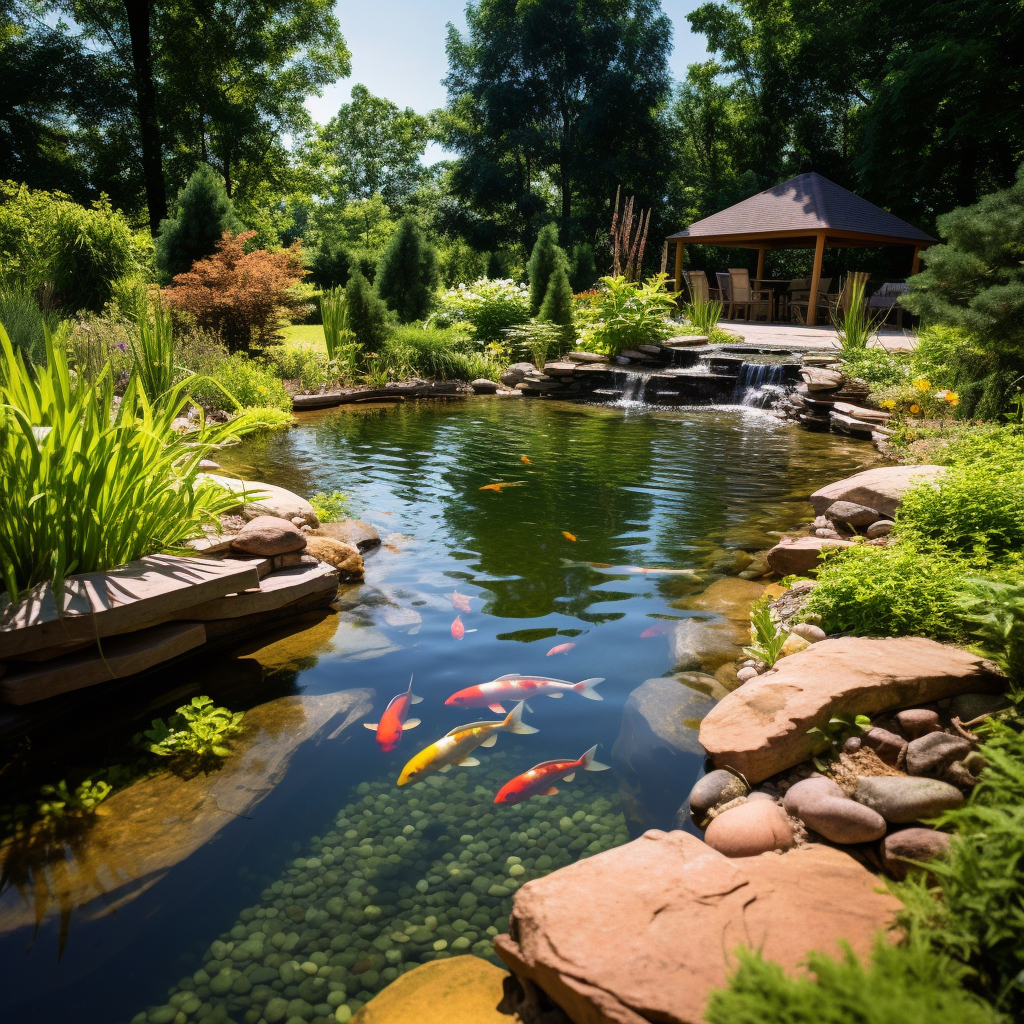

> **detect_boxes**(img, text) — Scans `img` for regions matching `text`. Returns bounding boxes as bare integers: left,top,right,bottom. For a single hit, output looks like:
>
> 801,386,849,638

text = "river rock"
905,732,972,776
698,637,1003,783
783,777,886,844
704,800,795,857
318,519,381,553
677,578,766,621
866,520,895,538
948,692,1012,721
469,378,499,394
687,770,748,826
351,956,512,1024
766,536,854,575
611,678,717,837
862,727,907,767
231,515,307,556
673,617,745,672
853,776,964,823
896,708,941,738
500,362,535,387
824,500,883,528
881,828,952,880
790,622,827,643
493,831,901,1024
205,474,320,527
810,465,946,519
304,537,364,581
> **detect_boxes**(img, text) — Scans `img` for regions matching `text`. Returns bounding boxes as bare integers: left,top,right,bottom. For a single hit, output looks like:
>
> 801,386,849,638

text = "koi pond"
0,398,874,1024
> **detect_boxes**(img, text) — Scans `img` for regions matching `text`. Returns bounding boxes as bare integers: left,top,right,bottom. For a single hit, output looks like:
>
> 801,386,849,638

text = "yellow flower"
947,392,959,407
909,403,921,415
913,378,931,392
879,399,896,410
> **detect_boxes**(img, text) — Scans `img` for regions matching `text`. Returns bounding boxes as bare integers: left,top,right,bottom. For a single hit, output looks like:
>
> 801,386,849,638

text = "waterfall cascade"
732,362,787,406
610,370,650,407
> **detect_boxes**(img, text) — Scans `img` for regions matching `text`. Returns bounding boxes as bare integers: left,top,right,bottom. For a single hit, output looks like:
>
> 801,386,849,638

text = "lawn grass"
281,324,326,348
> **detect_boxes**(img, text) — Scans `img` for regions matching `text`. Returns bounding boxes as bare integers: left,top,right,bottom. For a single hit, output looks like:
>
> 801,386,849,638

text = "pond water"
0,398,874,1024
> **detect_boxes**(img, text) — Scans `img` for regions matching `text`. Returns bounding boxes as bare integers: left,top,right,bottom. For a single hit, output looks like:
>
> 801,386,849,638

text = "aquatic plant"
743,598,787,668
128,291,177,403
35,778,113,821
831,274,882,354
682,292,723,336
321,285,360,373
137,696,245,761
310,490,354,523
806,712,872,770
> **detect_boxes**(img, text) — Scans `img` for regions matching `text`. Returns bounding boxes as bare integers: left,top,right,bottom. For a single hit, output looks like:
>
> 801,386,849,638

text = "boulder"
905,732,972,776
205,474,320,527
881,828,952,880
824,500,883,528
862,727,907,767
493,831,901,1024
673,617,745,672
948,692,1012,721
704,800,795,857
810,465,946,519
766,536,854,575
790,623,827,643
501,362,536,387
866,520,895,539
351,956,512,1024
470,378,499,394
610,678,716,837
318,519,381,553
853,776,964,823
687,769,748,826
304,537,364,581
783,776,886,844
230,515,307,556
698,637,1003,783
895,708,941,738
799,367,845,391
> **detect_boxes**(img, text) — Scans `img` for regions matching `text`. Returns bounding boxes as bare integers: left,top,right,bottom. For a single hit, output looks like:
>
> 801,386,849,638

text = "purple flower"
115,341,126,351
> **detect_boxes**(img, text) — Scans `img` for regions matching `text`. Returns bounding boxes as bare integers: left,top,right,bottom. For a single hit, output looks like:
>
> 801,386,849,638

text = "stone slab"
766,536,854,575
810,466,946,518
202,474,319,527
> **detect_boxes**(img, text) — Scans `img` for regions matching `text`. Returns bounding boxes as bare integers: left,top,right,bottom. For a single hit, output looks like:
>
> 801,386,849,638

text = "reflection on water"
0,399,874,1023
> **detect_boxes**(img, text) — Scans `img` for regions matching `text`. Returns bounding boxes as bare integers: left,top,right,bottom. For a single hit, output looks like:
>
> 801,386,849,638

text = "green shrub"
538,263,575,348
840,348,912,389
309,490,353,523
184,351,292,413
375,215,439,322
924,424,1024,469
379,326,499,381
958,578,1024,696
528,223,566,314
267,343,339,392
0,286,46,364
426,277,531,343
65,312,135,384
575,274,678,356
345,270,392,352
568,242,598,293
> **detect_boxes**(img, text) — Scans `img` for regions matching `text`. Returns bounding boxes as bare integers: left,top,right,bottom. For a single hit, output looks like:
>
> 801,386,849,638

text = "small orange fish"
546,642,576,656
520,455,531,464
452,615,465,639
640,625,665,638
362,675,422,751
451,590,472,613
562,531,577,542
480,481,524,492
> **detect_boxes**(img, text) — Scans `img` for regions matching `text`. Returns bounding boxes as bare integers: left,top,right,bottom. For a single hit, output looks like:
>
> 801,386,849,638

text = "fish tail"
504,700,539,735
575,677,605,701
581,744,611,772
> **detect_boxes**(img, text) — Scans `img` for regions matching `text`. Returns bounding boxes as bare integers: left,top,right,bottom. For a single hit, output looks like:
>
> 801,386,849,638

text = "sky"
307,1,713,160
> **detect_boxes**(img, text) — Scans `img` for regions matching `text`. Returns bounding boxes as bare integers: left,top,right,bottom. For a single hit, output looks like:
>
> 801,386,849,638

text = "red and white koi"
494,745,610,804
546,642,576,656
363,675,422,752
445,673,603,714
397,702,538,785
451,615,465,639
451,590,472,613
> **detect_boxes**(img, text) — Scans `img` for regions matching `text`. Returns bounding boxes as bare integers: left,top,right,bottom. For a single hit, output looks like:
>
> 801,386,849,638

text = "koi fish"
445,674,603,714
520,455,531,464
452,615,465,639
546,642,576,656
362,675,422,752
626,567,698,576
480,481,524,492
397,702,538,785
559,558,614,570
451,590,472,613
494,745,610,804
640,625,666,638
562,531,577,542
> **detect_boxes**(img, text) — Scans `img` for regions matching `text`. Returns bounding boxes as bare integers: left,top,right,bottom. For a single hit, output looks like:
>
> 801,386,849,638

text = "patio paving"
719,321,915,352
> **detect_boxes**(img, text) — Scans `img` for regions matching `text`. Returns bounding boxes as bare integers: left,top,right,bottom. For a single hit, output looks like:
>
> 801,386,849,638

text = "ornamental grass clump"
0,324,256,603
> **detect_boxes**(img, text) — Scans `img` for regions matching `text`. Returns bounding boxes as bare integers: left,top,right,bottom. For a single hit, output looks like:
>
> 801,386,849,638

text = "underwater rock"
494,831,901,1024
672,617,745,672
319,519,382,553
231,515,308,556
881,828,951,880
905,732,972,777
305,537,364,581
810,465,946,520
766,536,854,576
676,578,766,621
699,637,1004,783
611,678,716,838
350,956,512,1024
704,800,795,857
782,777,886,844
853,776,964,823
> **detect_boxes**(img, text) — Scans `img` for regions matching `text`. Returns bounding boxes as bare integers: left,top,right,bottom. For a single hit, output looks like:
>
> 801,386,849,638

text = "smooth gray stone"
853,776,964,823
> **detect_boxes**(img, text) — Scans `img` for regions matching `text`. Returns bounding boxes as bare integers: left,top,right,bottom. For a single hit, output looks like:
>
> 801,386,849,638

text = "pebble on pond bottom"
133,750,628,1024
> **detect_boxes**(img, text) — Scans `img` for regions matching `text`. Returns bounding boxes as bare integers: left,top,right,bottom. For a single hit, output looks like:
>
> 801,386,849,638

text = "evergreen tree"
375,215,439,322
528,223,566,314
538,263,575,350
486,250,508,280
155,164,244,282
345,270,392,352
569,243,598,292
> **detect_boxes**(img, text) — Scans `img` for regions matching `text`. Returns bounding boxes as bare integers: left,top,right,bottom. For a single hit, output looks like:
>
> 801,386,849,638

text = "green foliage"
184,351,292,413
502,320,564,370
128,295,176,404
807,712,872,770
320,285,359,371
426,278,531,343
436,238,489,289
0,180,144,313
528,224,566,315
704,936,1001,1024
568,243,598,293
379,326,500,382
575,275,678,356
0,285,47,364
832,275,883,353
682,293,723,336
0,324,257,602
344,270,392,352
138,696,244,761
309,490,353,523
840,348,912,390
266,342,339,392
538,263,575,348
958,579,1024,697
743,598,787,667
306,195,397,289
375,216,439,322
155,164,244,283
35,778,113,822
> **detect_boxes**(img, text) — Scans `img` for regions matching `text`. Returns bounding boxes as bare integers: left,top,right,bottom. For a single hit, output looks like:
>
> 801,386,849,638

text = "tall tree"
375,216,439,323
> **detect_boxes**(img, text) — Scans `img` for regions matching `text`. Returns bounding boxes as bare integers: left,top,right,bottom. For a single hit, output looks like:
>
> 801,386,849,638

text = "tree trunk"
122,0,166,233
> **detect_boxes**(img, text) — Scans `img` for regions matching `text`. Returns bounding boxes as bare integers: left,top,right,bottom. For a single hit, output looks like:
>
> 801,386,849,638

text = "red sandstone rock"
766,536,853,576
810,465,946,519
494,831,901,1024
698,637,1003,783
704,800,795,857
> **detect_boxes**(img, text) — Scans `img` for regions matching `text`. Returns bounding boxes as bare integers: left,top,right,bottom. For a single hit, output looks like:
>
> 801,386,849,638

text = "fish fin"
562,772,576,782
438,764,453,773
363,722,379,730
575,677,605,701
524,701,533,713
458,756,480,766
402,718,421,731
465,628,478,633
487,703,507,714
480,734,498,747
542,786,559,796
495,673,522,681
410,694,424,705
547,692,563,698
581,744,611,771
504,700,539,735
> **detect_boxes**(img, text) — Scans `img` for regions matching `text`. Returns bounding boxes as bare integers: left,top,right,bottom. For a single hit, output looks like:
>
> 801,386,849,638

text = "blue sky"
308,1,712,154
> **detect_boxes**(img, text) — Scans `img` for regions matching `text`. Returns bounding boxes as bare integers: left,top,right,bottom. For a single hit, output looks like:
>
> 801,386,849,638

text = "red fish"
446,674,603,714
640,625,665,638
451,615,465,639
363,675,422,752
546,642,576,656
494,745,610,804
451,590,472,613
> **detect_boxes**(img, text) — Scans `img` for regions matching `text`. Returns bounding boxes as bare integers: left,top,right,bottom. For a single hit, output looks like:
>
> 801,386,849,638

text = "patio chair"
788,277,833,324
726,268,772,321
716,272,732,306
867,281,910,328
681,269,719,304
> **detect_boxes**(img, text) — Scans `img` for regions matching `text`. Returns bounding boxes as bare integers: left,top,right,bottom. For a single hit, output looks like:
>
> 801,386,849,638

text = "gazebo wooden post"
807,232,826,326
755,247,766,281
674,241,685,293
910,245,922,276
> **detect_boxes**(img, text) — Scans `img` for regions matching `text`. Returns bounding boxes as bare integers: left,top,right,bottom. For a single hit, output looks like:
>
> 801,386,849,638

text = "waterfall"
732,362,786,406
610,370,649,408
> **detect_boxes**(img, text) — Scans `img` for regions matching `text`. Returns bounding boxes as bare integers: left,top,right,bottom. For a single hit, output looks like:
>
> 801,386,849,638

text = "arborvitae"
528,223,566,314
538,262,575,350
375,216,439,322
345,270,392,352
486,250,507,279
569,243,598,292
155,164,244,282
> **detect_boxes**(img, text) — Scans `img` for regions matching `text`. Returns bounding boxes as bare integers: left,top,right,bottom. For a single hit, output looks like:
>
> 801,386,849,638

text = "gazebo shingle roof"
667,172,934,247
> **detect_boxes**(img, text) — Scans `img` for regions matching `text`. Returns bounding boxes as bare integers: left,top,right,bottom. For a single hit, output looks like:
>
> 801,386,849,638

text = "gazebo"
667,172,935,325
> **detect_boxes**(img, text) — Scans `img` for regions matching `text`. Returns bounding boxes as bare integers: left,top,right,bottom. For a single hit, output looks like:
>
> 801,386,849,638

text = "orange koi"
494,745,610,804
451,590,472,613
640,625,666,638
446,674,603,713
520,455,531,464
362,675,422,752
546,642,576,656
562,531,577,542
480,481,524,492
451,615,465,639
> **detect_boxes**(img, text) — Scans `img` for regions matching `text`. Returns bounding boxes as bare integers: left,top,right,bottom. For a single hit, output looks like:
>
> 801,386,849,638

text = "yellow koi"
397,702,538,785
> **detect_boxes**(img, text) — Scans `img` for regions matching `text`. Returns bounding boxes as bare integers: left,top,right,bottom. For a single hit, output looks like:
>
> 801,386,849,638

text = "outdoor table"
752,279,791,322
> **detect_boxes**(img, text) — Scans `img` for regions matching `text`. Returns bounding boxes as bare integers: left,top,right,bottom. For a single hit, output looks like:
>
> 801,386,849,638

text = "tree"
344,270,391,352
306,195,398,288
155,164,245,282
375,217,439,323
528,223,566,314
568,243,597,292
538,262,575,348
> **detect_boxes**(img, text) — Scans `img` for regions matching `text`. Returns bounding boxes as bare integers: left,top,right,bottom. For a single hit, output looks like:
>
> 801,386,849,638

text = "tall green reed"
321,286,360,376
128,289,176,403
682,293,723,336
832,275,882,353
